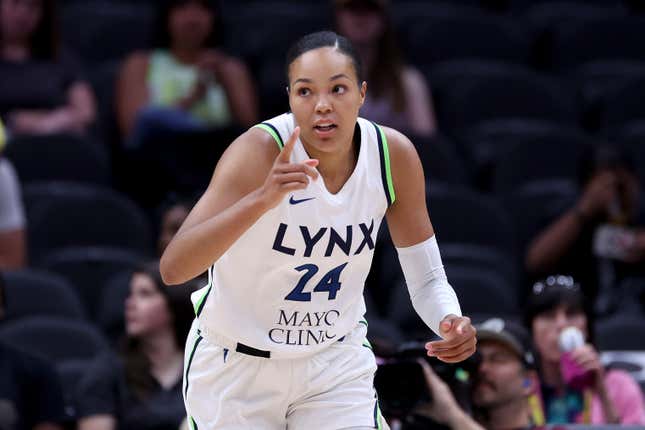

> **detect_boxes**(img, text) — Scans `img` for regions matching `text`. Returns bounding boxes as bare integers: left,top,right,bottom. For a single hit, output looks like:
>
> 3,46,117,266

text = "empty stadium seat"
410,133,470,187
500,180,578,258
426,60,529,105
596,315,645,350
426,185,516,258
4,134,110,185
23,181,153,262
220,2,331,64
59,1,154,63
456,121,585,187
393,6,530,67
438,70,577,132
96,270,133,344
56,359,93,420
0,316,109,364
601,77,645,131
491,134,587,193
571,61,645,126
38,246,142,317
616,124,645,186
3,269,86,321
549,17,645,71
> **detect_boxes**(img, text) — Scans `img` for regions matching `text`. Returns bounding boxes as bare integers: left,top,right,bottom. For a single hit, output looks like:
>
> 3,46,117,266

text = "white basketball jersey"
191,113,395,358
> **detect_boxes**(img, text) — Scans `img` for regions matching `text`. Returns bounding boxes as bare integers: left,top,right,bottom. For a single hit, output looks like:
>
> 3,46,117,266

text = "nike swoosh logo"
289,196,316,205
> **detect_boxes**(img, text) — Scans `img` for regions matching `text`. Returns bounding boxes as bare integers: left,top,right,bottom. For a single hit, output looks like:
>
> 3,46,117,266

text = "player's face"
0,0,43,42
472,341,527,408
531,304,587,364
125,273,173,338
288,47,366,155
168,1,213,49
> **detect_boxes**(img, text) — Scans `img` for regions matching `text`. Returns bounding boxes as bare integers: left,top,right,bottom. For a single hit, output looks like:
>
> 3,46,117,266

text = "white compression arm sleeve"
396,235,462,337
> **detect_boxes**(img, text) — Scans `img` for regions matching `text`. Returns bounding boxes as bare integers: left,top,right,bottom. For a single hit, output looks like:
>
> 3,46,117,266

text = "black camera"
374,342,477,421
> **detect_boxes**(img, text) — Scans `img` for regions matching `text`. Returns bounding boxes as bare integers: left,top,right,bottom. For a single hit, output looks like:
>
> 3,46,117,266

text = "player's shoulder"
218,125,281,172
379,125,420,167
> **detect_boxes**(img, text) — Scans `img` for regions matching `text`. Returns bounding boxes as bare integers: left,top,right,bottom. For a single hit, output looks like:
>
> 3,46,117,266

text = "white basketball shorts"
182,319,388,429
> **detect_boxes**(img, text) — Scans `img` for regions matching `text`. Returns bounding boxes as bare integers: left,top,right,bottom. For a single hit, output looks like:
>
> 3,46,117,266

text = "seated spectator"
116,0,258,148
413,318,547,430
526,145,645,309
0,271,67,430
334,0,436,136
0,0,96,136
76,262,200,430
526,275,645,425
0,121,26,269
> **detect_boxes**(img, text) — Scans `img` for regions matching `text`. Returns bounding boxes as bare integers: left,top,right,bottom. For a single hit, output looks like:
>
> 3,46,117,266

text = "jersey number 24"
285,263,348,301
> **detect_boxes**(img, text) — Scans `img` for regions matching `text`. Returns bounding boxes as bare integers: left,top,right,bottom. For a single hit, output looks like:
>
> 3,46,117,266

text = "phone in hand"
593,224,637,261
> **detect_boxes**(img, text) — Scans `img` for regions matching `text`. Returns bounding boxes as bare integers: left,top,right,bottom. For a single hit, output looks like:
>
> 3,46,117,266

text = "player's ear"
359,81,367,106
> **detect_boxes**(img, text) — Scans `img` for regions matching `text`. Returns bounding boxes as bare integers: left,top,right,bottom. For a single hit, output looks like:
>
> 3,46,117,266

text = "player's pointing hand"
259,126,319,210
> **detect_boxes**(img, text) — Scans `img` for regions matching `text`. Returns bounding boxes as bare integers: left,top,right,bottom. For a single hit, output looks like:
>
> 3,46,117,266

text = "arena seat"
5,134,110,186
3,269,86,321
38,246,143,318
0,316,109,364
23,181,153,262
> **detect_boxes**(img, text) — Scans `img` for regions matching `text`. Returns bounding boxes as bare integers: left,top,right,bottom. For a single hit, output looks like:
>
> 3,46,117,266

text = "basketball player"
160,31,477,429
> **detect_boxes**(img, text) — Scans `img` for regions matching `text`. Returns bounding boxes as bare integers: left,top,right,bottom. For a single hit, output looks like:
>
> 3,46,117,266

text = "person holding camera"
413,318,542,430
526,145,645,311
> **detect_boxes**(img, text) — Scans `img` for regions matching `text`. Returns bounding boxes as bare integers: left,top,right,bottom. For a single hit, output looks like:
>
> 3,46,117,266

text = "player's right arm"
160,126,318,285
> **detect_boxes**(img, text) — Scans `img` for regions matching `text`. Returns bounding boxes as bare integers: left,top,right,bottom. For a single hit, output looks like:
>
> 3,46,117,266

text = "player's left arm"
383,127,476,363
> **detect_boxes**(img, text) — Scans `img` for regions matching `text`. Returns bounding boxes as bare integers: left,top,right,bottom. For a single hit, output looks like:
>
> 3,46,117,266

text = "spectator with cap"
334,0,437,136
413,318,548,430
0,0,96,135
0,271,67,430
0,119,26,270
525,274,645,425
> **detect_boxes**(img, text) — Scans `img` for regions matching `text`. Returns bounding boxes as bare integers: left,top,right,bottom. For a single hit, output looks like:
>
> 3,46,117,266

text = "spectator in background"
156,196,193,257
526,145,645,310
0,0,96,136
76,262,200,430
116,0,258,148
526,275,645,425
0,271,67,430
414,318,545,430
334,0,436,136
0,120,26,270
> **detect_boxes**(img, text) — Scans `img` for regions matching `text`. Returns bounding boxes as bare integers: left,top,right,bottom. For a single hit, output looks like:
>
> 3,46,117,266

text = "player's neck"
306,139,358,194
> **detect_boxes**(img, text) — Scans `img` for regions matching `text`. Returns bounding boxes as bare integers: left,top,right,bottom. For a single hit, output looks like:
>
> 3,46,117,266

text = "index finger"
277,127,300,163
